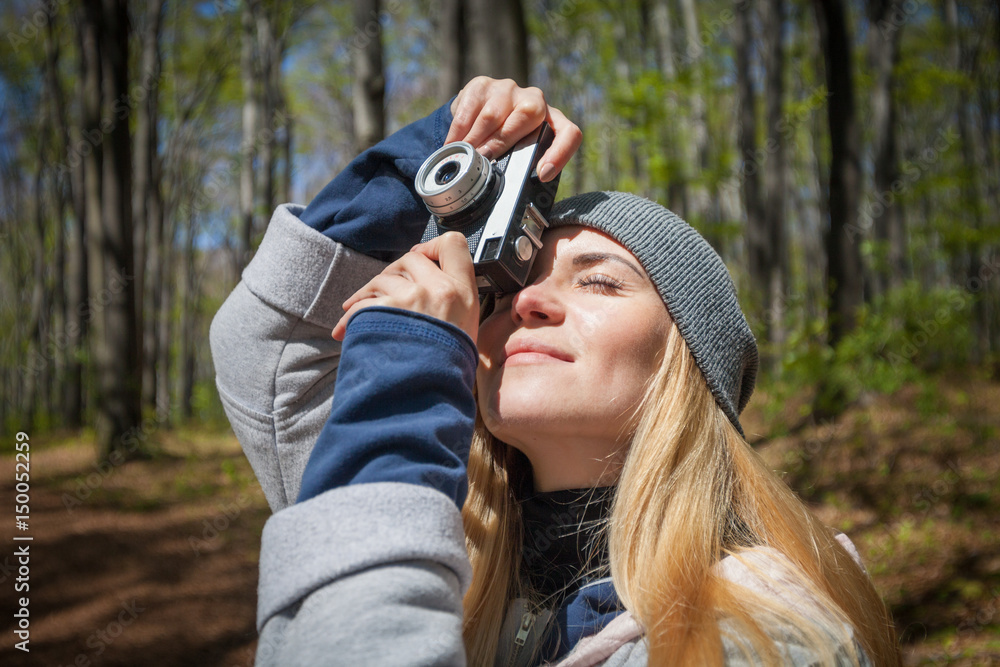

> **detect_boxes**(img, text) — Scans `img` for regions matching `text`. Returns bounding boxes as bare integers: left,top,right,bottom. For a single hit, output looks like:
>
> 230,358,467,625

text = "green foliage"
856,282,973,372
762,281,976,421
191,379,229,428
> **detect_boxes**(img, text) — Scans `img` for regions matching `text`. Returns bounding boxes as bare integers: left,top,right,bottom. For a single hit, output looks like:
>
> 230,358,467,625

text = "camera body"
416,123,560,295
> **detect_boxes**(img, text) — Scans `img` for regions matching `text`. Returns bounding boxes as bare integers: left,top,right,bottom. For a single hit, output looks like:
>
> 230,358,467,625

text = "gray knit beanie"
548,191,758,437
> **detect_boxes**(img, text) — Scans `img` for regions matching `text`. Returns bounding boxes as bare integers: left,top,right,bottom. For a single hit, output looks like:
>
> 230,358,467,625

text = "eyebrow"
571,252,646,279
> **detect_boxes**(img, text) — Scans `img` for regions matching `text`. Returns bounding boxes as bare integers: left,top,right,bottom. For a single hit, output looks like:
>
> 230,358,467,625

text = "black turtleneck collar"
519,485,615,601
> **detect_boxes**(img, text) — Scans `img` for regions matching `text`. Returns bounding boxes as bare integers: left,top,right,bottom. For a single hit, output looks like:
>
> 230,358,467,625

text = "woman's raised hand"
332,232,479,342
446,76,582,182
333,77,581,342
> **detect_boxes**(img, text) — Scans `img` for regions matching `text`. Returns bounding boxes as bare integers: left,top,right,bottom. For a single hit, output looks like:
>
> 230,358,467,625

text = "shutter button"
514,235,533,263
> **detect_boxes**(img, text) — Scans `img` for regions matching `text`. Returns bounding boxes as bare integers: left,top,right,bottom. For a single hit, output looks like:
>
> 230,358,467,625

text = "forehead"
530,225,643,275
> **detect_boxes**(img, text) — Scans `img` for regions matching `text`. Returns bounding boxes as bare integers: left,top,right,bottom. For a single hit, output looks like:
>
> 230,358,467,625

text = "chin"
478,373,607,441
481,398,579,444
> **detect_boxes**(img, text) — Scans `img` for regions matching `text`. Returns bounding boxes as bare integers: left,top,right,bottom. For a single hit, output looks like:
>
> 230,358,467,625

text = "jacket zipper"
505,611,536,667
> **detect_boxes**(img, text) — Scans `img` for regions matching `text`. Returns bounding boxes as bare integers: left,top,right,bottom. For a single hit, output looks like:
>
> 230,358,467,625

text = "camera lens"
415,142,500,223
435,161,460,185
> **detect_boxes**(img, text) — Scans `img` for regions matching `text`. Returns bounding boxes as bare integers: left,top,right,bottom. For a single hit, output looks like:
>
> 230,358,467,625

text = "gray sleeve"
253,482,472,666
596,634,871,667
208,204,387,511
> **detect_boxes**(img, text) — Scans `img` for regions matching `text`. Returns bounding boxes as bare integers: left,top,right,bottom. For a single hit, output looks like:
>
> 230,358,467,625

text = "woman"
210,78,900,666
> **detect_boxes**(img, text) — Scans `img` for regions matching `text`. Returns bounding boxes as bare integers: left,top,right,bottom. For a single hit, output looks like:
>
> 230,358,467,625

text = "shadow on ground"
0,437,268,667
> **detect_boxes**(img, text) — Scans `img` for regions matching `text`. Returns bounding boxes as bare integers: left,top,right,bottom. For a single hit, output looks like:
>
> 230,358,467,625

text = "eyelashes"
577,274,625,294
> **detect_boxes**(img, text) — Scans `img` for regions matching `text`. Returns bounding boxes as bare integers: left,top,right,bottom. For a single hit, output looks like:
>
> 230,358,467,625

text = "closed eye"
577,274,625,294
487,272,627,316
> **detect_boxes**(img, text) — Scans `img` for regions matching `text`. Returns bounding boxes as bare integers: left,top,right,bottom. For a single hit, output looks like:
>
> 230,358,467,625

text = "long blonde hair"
461,318,901,666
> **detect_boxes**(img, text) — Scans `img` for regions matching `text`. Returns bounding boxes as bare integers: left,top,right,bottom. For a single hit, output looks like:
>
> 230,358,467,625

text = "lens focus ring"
415,142,493,217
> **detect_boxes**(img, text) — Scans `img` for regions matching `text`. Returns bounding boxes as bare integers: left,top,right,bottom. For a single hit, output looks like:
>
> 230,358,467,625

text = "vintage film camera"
416,123,560,295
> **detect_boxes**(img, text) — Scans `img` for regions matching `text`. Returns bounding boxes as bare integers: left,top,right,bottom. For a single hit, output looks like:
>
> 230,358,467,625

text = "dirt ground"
1,372,999,666
0,429,268,667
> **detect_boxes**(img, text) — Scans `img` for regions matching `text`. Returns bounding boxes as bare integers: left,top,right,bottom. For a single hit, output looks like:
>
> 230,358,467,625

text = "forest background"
0,0,998,665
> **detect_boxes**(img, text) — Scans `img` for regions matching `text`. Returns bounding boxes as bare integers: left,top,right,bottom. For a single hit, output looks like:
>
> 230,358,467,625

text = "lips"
501,337,574,365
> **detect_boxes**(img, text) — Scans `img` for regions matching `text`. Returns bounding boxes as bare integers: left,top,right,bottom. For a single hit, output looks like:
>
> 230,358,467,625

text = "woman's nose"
510,281,564,325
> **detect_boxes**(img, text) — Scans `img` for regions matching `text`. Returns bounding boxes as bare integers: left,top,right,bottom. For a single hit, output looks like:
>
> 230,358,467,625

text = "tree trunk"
82,0,142,458
651,0,675,79
809,12,831,326
978,13,1000,353
467,0,528,85
763,0,788,367
735,0,766,328
867,0,907,297
101,0,142,455
79,1,105,431
677,0,710,226
438,0,469,99
25,114,48,428
179,211,198,422
353,0,385,152
135,0,165,412
651,0,686,213
813,0,862,346
438,0,526,97
144,143,165,417
66,12,91,428
255,2,278,218
157,197,177,424
239,0,258,272
53,161,67,423
945,0,988,361
44,7,84,427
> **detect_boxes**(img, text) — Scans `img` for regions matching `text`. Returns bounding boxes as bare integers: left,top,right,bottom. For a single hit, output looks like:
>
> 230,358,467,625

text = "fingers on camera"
541,107,582,179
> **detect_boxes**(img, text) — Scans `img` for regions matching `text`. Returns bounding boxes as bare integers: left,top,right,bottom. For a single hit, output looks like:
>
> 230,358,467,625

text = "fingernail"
479,145,494,160
538,163,554,182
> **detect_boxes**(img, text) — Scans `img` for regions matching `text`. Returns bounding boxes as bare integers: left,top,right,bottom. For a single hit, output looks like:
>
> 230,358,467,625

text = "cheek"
593,310,667,391
476,314,507,366
630,319,668,368
474,321,508,417
474,366,495,408
583,301,664,356
561,307,616,352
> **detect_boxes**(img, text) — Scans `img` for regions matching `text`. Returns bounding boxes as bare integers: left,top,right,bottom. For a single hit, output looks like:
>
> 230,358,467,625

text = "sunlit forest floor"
745,369,1000,666
1,369,999,666
0,429,269,667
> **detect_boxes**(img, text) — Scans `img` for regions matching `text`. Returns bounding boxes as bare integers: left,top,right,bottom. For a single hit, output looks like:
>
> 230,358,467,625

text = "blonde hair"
461,319,900,666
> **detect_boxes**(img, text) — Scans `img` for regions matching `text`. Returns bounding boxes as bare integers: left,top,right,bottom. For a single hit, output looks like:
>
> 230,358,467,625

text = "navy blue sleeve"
296,306,478,508
299,102,454,262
